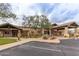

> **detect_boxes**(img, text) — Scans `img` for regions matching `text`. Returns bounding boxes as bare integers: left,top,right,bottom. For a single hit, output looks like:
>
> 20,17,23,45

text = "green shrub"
76,34,79,37
64,35,69,38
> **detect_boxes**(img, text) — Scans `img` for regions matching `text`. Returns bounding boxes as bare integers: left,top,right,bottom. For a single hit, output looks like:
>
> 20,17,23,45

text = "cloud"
58,13,79,25
11,3,36,16
9,3,79,25
11,3,59,16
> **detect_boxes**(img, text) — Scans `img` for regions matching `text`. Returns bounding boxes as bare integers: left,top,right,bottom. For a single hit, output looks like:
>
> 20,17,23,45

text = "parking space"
60,39,79,47
0,39,79,56
60,39,79,56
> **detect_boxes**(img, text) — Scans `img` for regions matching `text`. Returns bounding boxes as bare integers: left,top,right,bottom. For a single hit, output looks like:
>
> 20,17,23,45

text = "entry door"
68,28,76,37
12,30,18,37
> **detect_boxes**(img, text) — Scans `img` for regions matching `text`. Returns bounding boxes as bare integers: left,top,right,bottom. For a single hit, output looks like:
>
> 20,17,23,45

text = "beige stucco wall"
0,31,3,37
75,27,79,37
64,27,69,38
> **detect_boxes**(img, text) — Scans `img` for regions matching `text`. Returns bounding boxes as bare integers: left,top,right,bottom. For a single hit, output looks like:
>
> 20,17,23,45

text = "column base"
64,34,69,38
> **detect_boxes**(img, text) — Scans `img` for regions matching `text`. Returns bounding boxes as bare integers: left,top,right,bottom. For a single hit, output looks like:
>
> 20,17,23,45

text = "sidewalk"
0,38,60,51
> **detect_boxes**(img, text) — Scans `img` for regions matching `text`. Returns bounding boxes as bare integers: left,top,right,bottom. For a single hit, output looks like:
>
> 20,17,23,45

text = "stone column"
64,27,69,38
42,28,44,35
10,30,12,37
75,27,79,38
27,31,30,38
17,30,21,41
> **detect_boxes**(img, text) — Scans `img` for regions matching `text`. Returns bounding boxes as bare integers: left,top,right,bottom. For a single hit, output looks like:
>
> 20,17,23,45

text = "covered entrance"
0,23,21,37
51,22,79,38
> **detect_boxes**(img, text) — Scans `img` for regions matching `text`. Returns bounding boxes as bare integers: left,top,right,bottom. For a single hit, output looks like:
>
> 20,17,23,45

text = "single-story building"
0,23,21,37
0,22,79,39
51,22,79,38
0,23,44,38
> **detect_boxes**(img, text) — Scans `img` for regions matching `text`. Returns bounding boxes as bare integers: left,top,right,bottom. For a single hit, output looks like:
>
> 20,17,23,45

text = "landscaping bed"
0,37,17,45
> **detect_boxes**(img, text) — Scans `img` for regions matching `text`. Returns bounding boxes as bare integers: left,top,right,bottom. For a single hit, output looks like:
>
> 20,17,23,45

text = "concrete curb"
0,38,60,51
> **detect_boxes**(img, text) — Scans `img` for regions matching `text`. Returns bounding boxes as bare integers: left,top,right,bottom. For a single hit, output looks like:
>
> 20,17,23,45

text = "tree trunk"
64,27,69,38
49,29,51,36
42,28,44,35
28,28,31,38
28,31,30,38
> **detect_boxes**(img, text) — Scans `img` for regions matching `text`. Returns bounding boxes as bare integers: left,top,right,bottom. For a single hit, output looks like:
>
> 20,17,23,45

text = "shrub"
50,36,56,40
42,35,49,40
64,34,69,38
76,34,79,37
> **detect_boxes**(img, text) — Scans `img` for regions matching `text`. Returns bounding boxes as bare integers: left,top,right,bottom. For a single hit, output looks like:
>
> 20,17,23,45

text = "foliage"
76,34,79,37
22,15,52,36
22,15,52,29
42,35,49,40
28,30,42,38
0,3,16,18
50,36,56,40
64,34,69,38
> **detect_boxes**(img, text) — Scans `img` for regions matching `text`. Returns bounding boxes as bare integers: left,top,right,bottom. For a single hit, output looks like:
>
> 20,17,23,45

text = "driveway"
60,39,79,56
0,39,79,56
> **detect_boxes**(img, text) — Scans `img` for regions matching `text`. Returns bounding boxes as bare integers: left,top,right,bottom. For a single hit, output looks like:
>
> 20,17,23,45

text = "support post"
64,27,69,38
17,30,21,41
75,27,79,38
42,28,44,35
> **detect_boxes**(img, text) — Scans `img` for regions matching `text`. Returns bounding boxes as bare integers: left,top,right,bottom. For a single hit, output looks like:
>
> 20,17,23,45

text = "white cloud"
48,3,79,23
58,13,79,25
5,3,79,25
11,3,36,16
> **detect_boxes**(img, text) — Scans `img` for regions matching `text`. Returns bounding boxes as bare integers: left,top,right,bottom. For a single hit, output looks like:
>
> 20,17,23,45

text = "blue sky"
4,3,79,25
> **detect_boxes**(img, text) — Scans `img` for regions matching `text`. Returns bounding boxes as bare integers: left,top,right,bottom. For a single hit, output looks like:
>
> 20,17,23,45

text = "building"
0,23,21,37
51,22,79,38
0,23,42,38
0,22,79,39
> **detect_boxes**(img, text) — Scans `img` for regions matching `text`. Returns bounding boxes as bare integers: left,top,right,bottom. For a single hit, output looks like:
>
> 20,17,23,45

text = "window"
68,28,76,34
5,31,10,34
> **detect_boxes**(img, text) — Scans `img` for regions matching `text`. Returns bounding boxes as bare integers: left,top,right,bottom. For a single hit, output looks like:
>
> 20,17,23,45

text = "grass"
0,37,17,45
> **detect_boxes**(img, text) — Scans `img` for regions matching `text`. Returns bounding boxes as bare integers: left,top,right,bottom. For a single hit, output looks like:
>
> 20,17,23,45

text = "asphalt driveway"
0,39,79,56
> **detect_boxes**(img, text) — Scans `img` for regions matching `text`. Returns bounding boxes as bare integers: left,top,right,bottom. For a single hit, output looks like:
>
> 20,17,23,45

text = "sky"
1,3,79,26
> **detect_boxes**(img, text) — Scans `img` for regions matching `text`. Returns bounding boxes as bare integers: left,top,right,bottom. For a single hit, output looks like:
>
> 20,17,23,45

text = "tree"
39,15,52,35
32,15,40,29
0,3,16,18
22,15,52,36
22,15,35,37
0,3,18,40
22,15,28,26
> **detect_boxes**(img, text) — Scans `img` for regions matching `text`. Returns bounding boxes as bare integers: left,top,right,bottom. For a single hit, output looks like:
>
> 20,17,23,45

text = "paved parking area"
0,39,79,56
